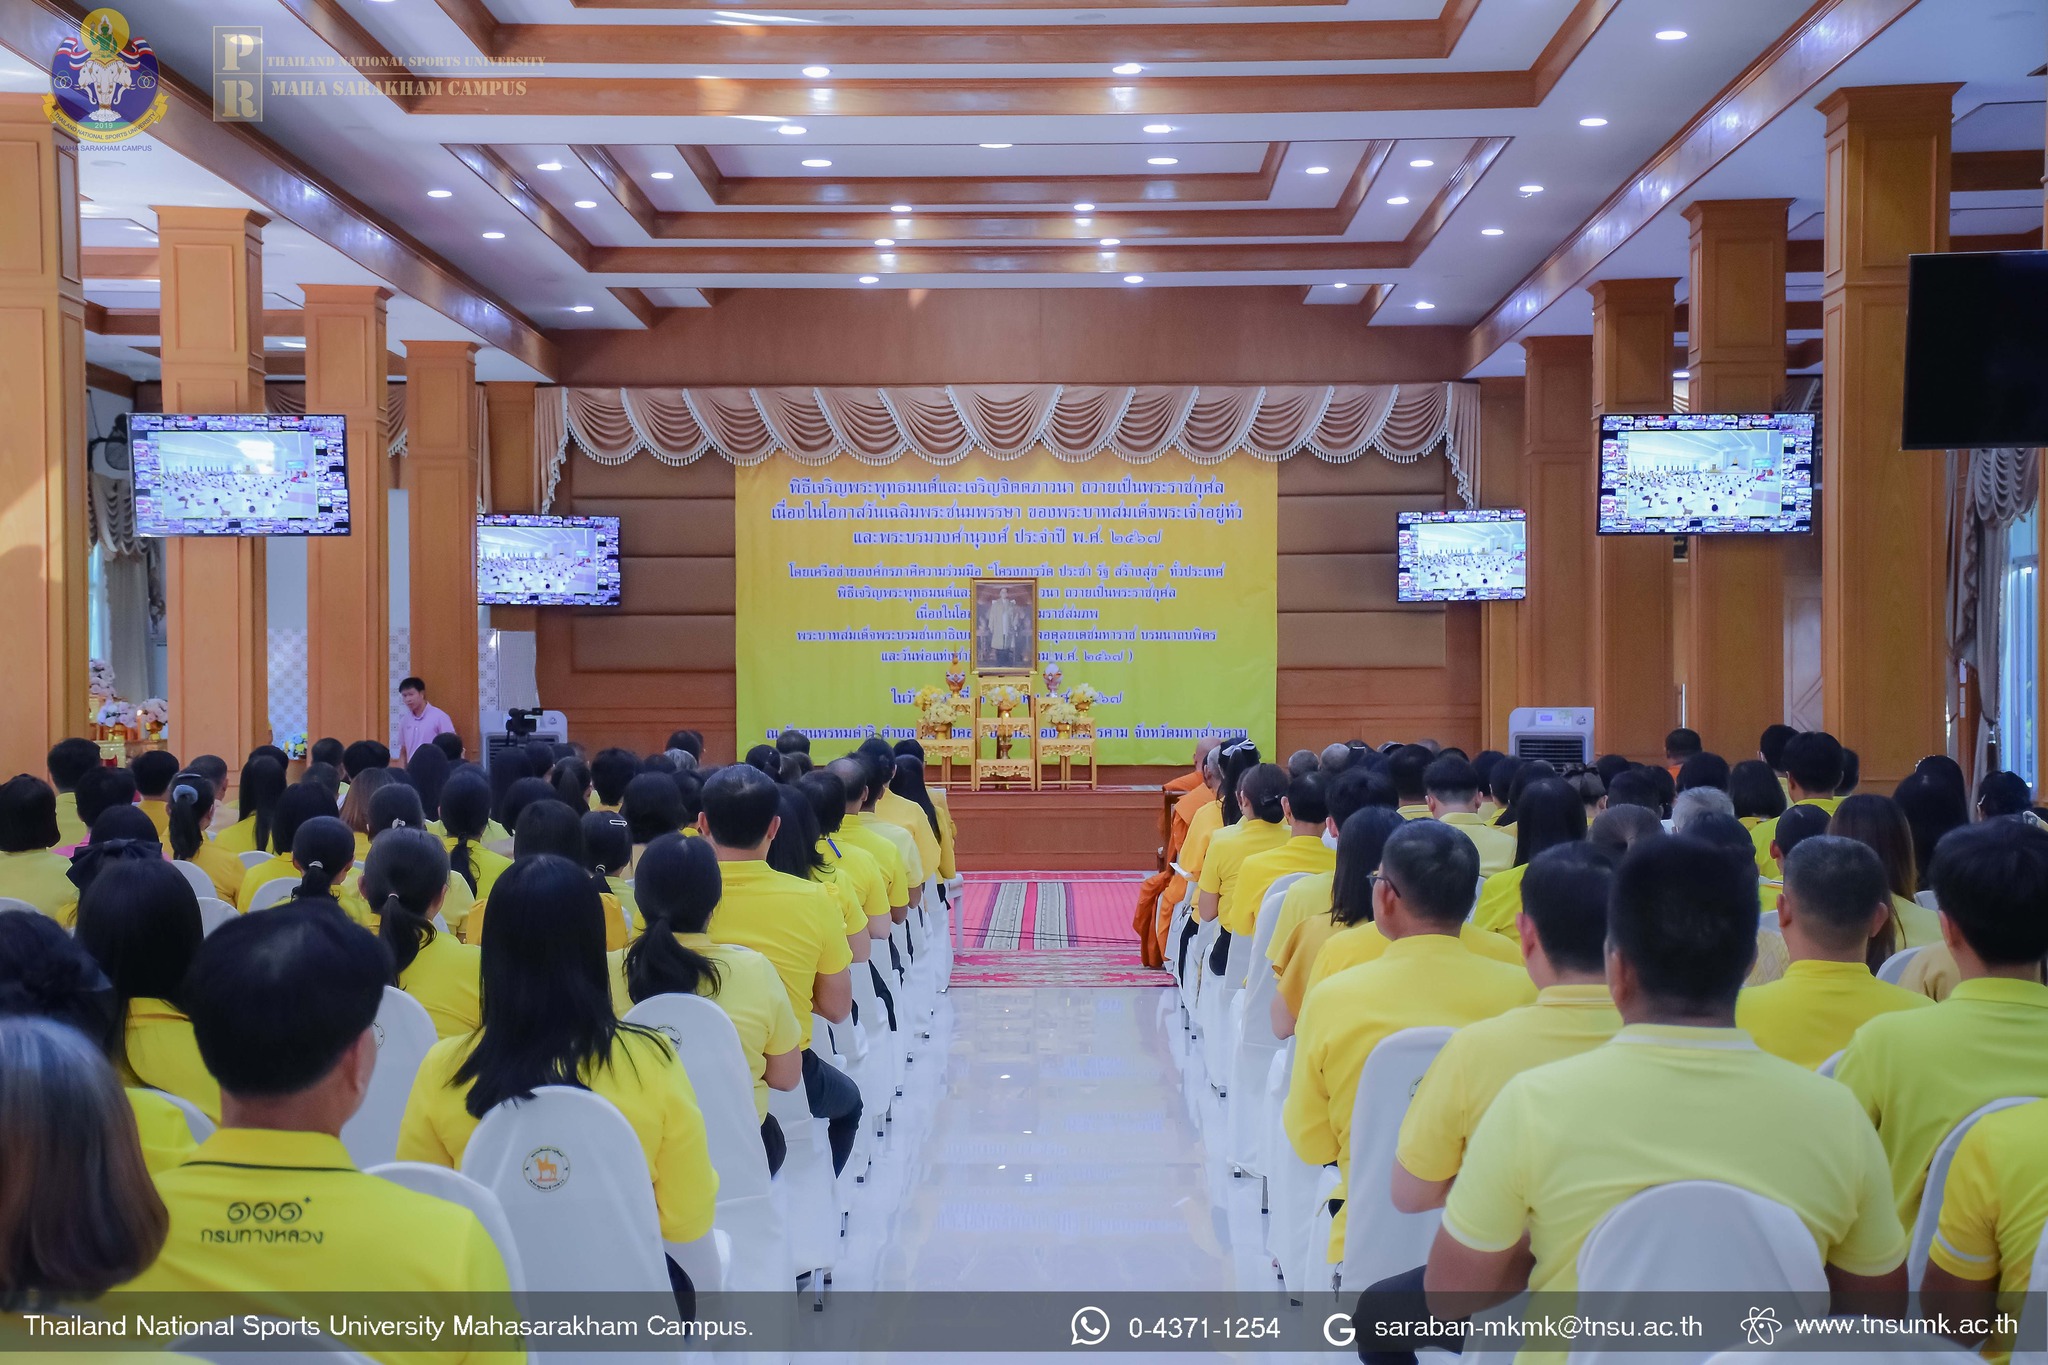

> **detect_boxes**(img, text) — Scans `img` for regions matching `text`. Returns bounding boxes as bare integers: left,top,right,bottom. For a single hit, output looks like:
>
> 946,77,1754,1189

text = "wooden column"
303,285,391,745
1518,336,1596,712
484,381,541,633
0,98,88,776
1684,200,1792,759
155,205,270,761
1590,278,1678,761
405,341,481,756
1477,375,1525,752
1819,85,1957,787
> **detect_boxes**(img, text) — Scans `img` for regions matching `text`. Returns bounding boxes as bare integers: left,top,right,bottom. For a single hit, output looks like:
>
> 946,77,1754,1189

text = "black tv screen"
1904,250,2048,449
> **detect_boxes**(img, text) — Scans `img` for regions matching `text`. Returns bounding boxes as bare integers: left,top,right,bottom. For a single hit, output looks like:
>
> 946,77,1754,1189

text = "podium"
970,681,1039,791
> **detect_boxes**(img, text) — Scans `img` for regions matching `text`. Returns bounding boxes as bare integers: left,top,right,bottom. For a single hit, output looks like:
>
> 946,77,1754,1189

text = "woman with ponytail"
164,773,243,903
337,768,397,861
214,754,286,856
582,809,639,937
237,783,338,910
549,757,594,813
620,833,801,1175
438,768,510,903
406,742,451,824
286,815,362,923
1198,760,1290,974
361,827,480,1038
462,799,628,949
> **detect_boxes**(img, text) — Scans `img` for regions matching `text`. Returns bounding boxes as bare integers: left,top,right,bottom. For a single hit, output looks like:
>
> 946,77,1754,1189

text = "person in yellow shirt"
248,812,376,930
1226,771,1336,948
849,747,925,892
1197,761,1289,975
0,774,81,923
591,746,639,814
1425,756,1516,877
1388,744,1434,820
1750,730,1847,878
397,854,719,1264
1922,1098,2048,1362
45,736,103,847
699,763,862,1175
162,771,244,905
1470,778,1587,941
239,782,344,910
1836,818,2048,1228
1730,757,1789,836
583,808,639,936
362,827,482,1039
440,767,513,903
213,752,288,857
1271,807,1407,1037
1146,744,1225,966
879,750,944,890
1263,766,1397,978
1829,792,1944,950
1284,820,1535,1258
129,749,182,841
462,800,630,950
74,856,221,1122
827,756,915,920
122,904,520,1362
615,832,804,1175
803,770,899,1029
1737,835,1932,1069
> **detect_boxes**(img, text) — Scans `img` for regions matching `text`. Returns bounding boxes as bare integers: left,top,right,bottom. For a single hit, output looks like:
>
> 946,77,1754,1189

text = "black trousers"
1208,926,1234,975
664,1257,696,1321
760,1112,786,1177
802,1046,862,1174
869,960,898,1030
1176,914,1202,980
1353,1264,1460,1365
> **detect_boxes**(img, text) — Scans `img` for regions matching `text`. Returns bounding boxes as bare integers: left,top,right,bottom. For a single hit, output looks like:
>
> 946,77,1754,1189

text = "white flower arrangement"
1069,682,1103,708
137,697,169,729
88,657,117,700
984,682,1028,713
96,699,136,731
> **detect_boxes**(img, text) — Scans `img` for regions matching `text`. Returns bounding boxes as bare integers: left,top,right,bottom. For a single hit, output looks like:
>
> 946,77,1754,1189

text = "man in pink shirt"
396,676,458,761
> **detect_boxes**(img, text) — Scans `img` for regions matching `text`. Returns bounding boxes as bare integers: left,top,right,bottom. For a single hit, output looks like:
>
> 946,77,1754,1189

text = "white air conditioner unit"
1508,707,1595,766
482,709,568,772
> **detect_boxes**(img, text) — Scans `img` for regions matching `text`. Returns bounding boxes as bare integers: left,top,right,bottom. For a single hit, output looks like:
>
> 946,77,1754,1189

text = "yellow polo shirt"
932,787,958,880
0,847,79,924
1892,893,1941,950
129,1087,200,1174
444,838,512,902
399,931,484,1039
875,790,939,885
1397,984,1622,1184
706,859,854,1050
1224,834,1334,939
1275,911,1344,1019
1930,1098,2048,1358
1198,817,1287,930
1397,803,1433,821
183,839,246,903
120,998,220,1123
1306,918,1524,997
398,1025,718,1244
1752,795,1842,878
120,1127,519,1364
608,932,802,1118
1441,810,1517,878
1443,1025,1906,1310
214,813,260,854
139,798,171,840
860,806,924,885
1471,862,1530,940
841,815,911,908
820,836,889,930
237,854,375,922
1835,976,2048,1225
1285,933,1536,1253
462,887,629,951
1736,958,1932,1069
53,789,87,846
1179,801,1224,876
1265,870,1336,968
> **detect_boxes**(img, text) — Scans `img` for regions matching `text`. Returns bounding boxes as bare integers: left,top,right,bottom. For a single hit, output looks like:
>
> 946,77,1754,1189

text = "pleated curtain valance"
539,383,1482,510
265,382,411,457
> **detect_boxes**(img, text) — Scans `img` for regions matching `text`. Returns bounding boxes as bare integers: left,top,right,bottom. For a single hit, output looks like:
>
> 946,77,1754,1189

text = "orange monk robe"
1131,783,1215,967
1164,769,1205,794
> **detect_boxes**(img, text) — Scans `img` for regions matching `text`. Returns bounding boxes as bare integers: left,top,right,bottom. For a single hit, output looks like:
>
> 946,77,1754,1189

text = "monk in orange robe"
1163,737,1217,795
1131,739,1221,967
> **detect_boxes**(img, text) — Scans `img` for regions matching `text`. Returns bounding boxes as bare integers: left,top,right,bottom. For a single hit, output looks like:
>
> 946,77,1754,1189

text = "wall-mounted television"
131,413,350,537
1397,508,1528,602
477,513,621,607
1597,412,1814,535
1904,250,2048,449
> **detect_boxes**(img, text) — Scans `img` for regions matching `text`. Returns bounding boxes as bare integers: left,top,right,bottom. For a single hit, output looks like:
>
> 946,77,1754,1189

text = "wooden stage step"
944,786,1169,872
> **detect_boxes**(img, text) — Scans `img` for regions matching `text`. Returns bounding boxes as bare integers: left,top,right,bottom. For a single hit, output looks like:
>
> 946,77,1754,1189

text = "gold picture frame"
969,576,1038,676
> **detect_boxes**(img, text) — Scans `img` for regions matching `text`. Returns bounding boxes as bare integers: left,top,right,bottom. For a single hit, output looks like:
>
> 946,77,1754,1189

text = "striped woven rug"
951,872,1172,988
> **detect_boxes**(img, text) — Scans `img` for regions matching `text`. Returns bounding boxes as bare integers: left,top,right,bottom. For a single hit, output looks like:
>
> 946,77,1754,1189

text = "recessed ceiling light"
1480,227,1504,236
1673,369,1690,379
574,199,598,208
1142,123,1172,134
1655,29,1687,40
1332,283,1348,290
651,171,675,180
859,274,879,283
427,189,453,198
481,231,505,239
980,142,1013,149
1579,116,1608,127
1387,195,1410,205
1518,183,1544,195
1075,217,1092,226
1413,300,1435,310
777,124,806,135
1409,158,1435,168
1305,165,1331,175
896,217,911,225
875,237,895,246
1112,62,1143,74
1123,274,1144,283
802,64,831,76
1147,157,1177,166
569,305,594,313
535,161,562,171
1073,202,1094,211
1099,237,1120,246
891,203,913,213
802,159,832,167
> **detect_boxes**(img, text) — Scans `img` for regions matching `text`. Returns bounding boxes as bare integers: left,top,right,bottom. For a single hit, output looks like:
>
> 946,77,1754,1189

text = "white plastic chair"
237,849,272,869
1706,1341,1980,1365
1198,925,1254,1090
1759,908,1779,935
2017,1216,2048,1365
1914,889,1939,911
625,993,788,1291
338,987,437,1169
1226,873,1306,1175
1878,944,1926,985
247,878,295,912
170,1321,373,1363
1331,1026,1456,1294
0,897,38,915
1262,1039,1326,1297
368,1160,528,1291
150,1086,216,1143
768,1071,840,1295
171,860,216,899
846,958,901,1134
196,896,239,936
1908,1096,2040,1287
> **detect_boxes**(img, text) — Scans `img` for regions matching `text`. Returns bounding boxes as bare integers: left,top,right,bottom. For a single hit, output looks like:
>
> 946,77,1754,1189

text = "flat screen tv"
130,413,349,537
477,513,621,607
1397,508,1528,602
1904,250,2048,449
1597,412,1814,535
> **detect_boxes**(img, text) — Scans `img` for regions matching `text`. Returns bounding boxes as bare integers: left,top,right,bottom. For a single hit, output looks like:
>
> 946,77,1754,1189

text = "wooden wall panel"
1518,338,1595,712
1278,493,1447,554
571,615,738,672
1476,375,1525,751
614,558,739,615
575,497,736,557
1277,554,1428,613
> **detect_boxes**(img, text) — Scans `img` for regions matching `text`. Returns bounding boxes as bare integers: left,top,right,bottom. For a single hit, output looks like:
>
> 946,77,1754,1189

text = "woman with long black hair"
618,834,803,1175
405,743,451,824
73,858,217,1120
439,767,511,901
397,853,718,1294
362,827,481,1038
1272,805,1405,1034
214,754,286,856
1472,777,1587,940
164,772,243,904
463,799,629,949
237,782,337,910
1198,761,1289,973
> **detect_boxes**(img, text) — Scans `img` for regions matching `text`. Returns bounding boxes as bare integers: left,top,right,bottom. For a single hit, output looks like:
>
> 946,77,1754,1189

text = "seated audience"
214,753,287,855
1670,785,1735,833
1471,778,1586,942
1285,821,1535,1257
129,750,181,840
0,774,79,923
441,768,512,900
1226,771,1335,948
1922,1097,2048,1360
623,771,688,873
619,833,803,1175
1676,751,1730,793
73,858,219,1120
1684,811,1789,985
872,742,941,886
1752,730,1847,878
549,755,594,813
1894,769,1970,894
826,757,914,926
1737,835,1931,1068
1424,757,1514,877
846,748,924,901
431,731,465,764
362,827,482,1039
1664,726,1703,775
1976,769,2034,820
1836,817,2048,1226
404,742,451,826
583,808,638,931
1389,745,1433,821
592,746,639,812
71,766,138,851
1830,792,1943,949
1602,767,1665,818
238,783,339,909
1197,762,1289,968
164,771,243,903
45,736,102,846
1730,757,1789,831
336,767,397,861
279,814,371,925
1263,767,1397,978
1837,747,1861,798
1271,806,1410,1038
464,799,629,949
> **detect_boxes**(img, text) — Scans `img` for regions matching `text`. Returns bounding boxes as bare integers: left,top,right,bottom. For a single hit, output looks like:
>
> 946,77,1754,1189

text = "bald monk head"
1192,736,1220,770
1320,742,1354,774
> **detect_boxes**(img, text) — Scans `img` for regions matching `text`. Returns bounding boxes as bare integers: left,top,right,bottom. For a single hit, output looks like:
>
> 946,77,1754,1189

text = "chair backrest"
1908,1096,2040,1285
196,896,239,936
1217,920,1254,995
2019,1211,2048,1365
170,860,216,898
337,987,438,1169
149,1086,216,1143
1238,874,1307,1013
460,1085,671,1293
1877,944,1926,985
1577,1180,1829,1297
237,849,272,869
1816,1050,1843,1079
367,1160,527,1292
1759,908,1780,935
623,993,773,1205
0,897,39,915
1338,1025,1455,1289
1705,1341,1983,1365
1914,888,1939,911
247,877,295,912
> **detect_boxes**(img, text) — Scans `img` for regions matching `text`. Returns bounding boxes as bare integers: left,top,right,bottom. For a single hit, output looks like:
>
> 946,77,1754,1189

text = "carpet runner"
950,871,1172,988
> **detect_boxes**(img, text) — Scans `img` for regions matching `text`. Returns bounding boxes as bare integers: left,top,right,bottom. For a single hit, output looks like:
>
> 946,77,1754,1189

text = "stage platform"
944,786,1168,872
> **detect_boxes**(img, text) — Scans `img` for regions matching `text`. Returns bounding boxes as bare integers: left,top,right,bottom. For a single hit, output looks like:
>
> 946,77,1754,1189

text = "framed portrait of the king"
970,577,1037,676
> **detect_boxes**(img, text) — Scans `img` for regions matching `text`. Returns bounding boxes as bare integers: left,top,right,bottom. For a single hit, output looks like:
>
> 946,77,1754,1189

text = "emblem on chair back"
523,1146,570,1192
